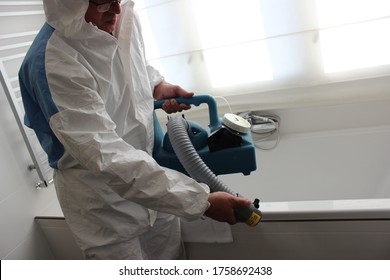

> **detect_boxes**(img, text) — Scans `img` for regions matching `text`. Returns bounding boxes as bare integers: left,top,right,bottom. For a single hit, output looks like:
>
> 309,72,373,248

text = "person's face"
85,1,122,33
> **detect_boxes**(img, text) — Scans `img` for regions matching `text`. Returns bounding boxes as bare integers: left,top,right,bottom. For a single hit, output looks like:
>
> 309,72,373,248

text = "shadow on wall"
35,217,84,260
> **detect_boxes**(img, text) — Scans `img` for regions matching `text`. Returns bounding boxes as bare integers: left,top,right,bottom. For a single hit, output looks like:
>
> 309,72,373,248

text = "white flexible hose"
166,116,235,195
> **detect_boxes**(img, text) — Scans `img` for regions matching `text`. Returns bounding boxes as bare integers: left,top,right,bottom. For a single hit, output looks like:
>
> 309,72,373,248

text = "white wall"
177,96,390,202
0,84,60,259
0,0,61,260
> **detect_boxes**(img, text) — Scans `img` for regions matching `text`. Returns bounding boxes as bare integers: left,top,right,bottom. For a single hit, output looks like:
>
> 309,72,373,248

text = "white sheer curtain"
136,0,390,103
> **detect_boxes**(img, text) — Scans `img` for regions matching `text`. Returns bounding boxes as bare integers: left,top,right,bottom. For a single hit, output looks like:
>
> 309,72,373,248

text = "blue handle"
154,94,221,132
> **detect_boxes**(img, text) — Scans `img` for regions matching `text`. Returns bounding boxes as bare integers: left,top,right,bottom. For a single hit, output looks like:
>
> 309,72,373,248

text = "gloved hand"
153,81,194,113
205,192,252,225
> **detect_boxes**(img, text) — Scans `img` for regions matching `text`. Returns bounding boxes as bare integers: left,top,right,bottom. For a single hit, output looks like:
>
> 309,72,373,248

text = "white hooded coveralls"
19,0,210,259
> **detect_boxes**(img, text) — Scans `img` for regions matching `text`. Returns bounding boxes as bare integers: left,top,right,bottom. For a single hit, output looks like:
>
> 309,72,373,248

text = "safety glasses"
89,0,122,13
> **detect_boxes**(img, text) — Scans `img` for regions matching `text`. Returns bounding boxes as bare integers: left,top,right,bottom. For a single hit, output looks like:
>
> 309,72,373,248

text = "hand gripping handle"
154,95,221,132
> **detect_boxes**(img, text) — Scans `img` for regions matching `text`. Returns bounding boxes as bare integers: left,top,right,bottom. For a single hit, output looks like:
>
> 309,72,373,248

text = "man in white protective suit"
19,0,251,259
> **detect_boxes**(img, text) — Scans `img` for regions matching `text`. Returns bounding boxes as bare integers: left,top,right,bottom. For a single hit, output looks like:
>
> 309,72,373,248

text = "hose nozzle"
234,197,262,226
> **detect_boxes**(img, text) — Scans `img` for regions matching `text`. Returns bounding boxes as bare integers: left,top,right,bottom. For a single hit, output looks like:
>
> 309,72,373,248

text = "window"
191,0,272,88
317,0,390,73
137,0,390,99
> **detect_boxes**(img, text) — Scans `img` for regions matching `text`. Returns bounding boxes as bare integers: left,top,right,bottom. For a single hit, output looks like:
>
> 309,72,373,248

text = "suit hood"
43,0,90,39
43,0,131,39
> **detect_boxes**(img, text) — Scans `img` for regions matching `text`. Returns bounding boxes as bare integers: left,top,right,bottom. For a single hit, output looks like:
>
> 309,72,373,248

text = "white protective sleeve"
47,48,210,221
